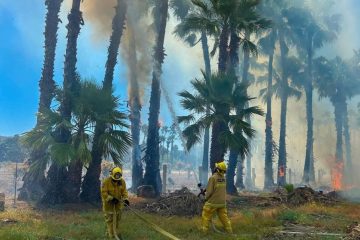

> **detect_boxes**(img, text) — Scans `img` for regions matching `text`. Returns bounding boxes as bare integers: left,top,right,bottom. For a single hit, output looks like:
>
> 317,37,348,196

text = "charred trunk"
19,0,63,201
128,24,143,191
42,0,83,205
334,101,343,163
277,32,288,187
80,124,104,202
343,100,352,184
200,31,211,185
218,25,229,73
80,0,126,202
242,31,252,189
144,0,168,196
64,159,83,203
227,32,241,193
303,47,315,184
235,158,245,189
40,164,68,205
226,150,238,194
209,119,228,172
264,51,274,189
277,93,288,186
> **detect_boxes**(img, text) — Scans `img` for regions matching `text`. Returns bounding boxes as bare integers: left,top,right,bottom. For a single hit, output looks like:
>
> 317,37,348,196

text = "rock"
0,193,4,211
137,185,156,198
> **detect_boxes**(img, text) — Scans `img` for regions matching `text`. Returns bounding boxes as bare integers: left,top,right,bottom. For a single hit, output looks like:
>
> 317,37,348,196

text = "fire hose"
115,200,181,240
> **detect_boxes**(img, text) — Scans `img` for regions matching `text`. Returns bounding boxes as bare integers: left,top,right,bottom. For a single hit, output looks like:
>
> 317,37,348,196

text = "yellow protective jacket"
205,172,226,208
101,176,128,212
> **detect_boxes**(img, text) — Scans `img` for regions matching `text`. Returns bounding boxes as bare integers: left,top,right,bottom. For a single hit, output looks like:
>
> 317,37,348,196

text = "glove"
124,199,130,206
106,195,114,202
111,198,120,205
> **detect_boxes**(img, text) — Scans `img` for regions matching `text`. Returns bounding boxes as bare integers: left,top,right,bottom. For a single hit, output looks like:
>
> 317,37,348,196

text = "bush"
278,210,300,223
284,184,294,193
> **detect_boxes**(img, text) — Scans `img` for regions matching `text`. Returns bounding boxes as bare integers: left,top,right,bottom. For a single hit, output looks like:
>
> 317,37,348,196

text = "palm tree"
41,0,83,204
314,56,360,185
80,0,127,202
144,0,169,196
23,81,131,204
283,6,339,184
19,0,64,201
272,56,302,186
256,0,287,190
177,1,268,183
173,0,211,185
178,72,263,192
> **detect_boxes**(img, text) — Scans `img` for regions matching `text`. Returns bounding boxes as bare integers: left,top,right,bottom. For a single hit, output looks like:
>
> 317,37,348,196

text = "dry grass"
0,200,359,240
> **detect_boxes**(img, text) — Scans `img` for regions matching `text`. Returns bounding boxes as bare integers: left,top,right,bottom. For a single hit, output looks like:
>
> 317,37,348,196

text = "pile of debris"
143,187,203,217
287,186,339,206
345,222,360,240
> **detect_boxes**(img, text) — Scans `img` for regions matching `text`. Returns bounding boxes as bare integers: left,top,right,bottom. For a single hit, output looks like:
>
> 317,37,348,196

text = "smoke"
81,0,116,40
122,0,154,104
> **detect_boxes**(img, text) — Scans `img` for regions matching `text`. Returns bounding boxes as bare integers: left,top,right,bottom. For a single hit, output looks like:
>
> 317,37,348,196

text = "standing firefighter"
201,161,233,234
101,167,130,239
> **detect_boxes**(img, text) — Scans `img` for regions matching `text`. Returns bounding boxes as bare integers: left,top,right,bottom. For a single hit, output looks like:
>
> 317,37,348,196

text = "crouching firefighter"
101,167,130,239
201,161,233,234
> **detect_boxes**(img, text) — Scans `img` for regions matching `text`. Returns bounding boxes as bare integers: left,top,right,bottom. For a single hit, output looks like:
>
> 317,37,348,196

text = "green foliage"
21,80,131,174
0,135,28,163
277,210,301,223
174,0,270,53
178,71,263,157
284,183,294,193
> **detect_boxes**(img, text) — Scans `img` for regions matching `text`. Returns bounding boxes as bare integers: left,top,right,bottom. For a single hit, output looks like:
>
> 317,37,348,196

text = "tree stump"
0,193,5,211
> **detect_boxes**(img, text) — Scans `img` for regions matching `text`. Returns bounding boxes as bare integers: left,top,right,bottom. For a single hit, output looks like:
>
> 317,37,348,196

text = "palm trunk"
209,120,227,172
303,47,315,184
277,93,288,186
264,51,274,190
127,20,144,191
227,32,241,193
144,0,169,196
42,0,83,205
277,32,288,186
80,0,126,203
235,158,245,189
40,164,68,205
343,100,352,184
242,31,252,189
218,25,229,73
334,100,343,163
64,159,83,203
200,31,211,185
19,0,63,201
226,150,238,194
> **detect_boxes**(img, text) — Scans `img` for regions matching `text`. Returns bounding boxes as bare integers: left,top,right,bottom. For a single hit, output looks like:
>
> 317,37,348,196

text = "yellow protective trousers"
104,211,122,239
201,204,232,234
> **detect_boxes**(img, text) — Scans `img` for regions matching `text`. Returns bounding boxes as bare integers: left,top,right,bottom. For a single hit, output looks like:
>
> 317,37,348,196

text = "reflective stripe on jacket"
205,172,226,208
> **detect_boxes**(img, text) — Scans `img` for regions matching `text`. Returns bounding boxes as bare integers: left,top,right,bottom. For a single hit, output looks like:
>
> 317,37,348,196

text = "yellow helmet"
215,161,227,172
110,167,123,181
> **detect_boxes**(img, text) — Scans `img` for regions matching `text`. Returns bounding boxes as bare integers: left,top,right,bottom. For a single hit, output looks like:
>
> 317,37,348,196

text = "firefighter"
201,161,232,234
101,167,130,239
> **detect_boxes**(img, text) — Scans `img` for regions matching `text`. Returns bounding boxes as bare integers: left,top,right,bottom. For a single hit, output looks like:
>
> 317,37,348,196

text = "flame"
279,166,285,177
158,119,164,128
331,161,344,191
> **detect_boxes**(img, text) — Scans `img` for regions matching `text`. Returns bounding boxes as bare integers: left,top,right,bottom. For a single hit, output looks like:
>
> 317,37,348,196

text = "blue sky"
1,0,360,136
